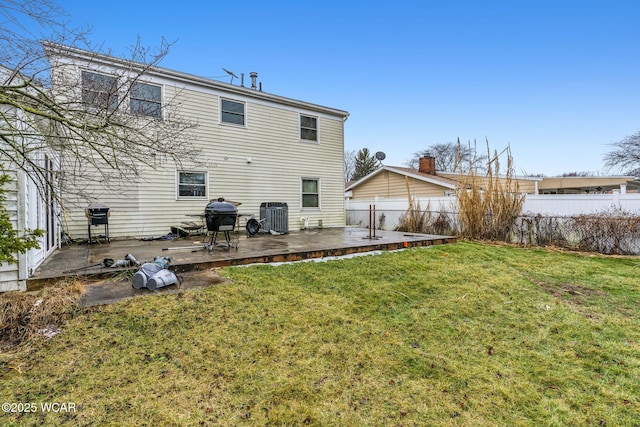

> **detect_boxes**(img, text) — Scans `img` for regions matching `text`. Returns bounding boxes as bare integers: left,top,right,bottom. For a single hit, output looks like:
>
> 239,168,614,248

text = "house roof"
436,171,544,182
0,64,28,86
42,42,350,120
538,176,640,192
345,166,457,191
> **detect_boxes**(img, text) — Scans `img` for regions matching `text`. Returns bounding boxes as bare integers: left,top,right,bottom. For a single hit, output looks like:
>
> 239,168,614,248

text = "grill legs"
206,230,238,251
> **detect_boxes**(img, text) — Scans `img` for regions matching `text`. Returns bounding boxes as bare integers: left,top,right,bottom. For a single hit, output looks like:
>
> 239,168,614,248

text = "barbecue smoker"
203,199,239,250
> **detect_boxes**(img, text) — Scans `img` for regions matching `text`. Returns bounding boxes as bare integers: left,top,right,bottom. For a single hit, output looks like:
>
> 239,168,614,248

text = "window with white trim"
221,99,245,125
81,71,118,110
302,178,319,208
130,81,162,118
177,171,208,198
300,115,318,141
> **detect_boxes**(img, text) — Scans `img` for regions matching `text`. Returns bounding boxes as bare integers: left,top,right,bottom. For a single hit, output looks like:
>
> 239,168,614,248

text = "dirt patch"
539,282,605,300
526,275,607,312
79,268,229,307
180,268,230,288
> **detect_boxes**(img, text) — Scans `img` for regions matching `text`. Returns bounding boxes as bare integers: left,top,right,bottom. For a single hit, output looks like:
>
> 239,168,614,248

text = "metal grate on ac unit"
260,202,289,234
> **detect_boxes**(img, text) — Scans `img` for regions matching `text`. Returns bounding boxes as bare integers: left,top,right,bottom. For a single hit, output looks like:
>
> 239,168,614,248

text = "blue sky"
54,0,639,176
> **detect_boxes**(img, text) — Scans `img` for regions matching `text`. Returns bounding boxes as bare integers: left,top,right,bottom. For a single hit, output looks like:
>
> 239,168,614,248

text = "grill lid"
205,198,238,214
85,202,110,219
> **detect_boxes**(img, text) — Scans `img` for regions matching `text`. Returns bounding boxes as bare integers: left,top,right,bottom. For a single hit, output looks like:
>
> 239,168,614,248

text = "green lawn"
2,241,640,426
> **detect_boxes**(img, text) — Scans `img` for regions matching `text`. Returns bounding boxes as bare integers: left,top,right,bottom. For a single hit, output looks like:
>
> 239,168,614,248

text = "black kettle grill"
204,199,238,250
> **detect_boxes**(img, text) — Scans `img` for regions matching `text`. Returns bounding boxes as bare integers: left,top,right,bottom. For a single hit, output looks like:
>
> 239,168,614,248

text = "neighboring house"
44,44,349,240
0,66,59,292
537,176,640,194
345,156,540,201
346,156,637,201
344,163,457,200
345,156,640,230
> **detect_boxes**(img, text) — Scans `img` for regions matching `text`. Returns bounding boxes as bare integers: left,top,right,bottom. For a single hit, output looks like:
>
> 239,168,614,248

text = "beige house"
347,156,637,201
45,44,349,240
345,164,456,200
345,156,540,200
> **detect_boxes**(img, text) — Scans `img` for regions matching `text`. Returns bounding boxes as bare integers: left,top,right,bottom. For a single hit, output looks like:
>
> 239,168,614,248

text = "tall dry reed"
455,141,525,240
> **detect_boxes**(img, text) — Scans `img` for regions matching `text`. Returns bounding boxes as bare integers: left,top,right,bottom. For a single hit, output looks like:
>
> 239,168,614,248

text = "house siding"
0,167,20,291
351,170,450,200
61,73,346,239
0,95,55,292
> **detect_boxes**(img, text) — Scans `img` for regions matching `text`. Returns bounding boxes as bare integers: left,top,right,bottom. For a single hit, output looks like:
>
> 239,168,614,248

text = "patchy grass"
1,242,640,426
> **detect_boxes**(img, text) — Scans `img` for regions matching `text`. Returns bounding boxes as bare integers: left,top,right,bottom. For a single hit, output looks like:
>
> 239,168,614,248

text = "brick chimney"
418,156,436,175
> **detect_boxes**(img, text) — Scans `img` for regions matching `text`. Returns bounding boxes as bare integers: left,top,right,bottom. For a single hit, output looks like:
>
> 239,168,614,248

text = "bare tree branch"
0,1,200,206
406,139,488,173
603,130,640,176
344,149,356,183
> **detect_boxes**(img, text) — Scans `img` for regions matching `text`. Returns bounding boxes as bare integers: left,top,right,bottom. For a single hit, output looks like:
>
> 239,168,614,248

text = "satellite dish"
375,151,386,161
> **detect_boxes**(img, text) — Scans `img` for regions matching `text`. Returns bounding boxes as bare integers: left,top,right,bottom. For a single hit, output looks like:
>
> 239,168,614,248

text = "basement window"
300,115,318,141
81,71,118,110
221,99,245,125
130,81,162,118
177,171,208,198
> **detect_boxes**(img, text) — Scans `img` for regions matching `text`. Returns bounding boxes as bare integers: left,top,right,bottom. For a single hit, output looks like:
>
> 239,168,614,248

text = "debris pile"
132,256,182,290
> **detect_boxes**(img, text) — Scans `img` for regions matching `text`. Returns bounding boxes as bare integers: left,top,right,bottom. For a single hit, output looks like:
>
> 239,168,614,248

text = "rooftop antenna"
375,151,386,167
222,68,238,84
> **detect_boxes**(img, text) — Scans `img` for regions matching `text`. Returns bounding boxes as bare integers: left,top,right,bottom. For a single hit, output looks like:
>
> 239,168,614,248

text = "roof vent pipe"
250,72,258,89
259,82,262,92
240,73,245,87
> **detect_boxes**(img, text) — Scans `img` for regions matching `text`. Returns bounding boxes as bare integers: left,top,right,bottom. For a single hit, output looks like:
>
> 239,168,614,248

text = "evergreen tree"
351,148,379,181
0,174,42,264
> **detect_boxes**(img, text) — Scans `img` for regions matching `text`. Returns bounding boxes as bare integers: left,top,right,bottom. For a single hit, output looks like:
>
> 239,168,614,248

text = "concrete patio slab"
28,227,456,305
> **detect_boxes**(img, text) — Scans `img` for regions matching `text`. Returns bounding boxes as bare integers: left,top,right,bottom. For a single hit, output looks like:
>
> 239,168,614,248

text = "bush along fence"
345,206,640,256
514,210,640,255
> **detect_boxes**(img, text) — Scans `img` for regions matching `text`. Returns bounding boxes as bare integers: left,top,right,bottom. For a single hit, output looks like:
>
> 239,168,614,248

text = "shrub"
0,173,44,264
569,208,640,255
396,178,457,235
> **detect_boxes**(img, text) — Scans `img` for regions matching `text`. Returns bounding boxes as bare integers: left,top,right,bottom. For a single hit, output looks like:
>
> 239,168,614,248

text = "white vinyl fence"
522,192,640,216
345,196,456,231
345,191,640,231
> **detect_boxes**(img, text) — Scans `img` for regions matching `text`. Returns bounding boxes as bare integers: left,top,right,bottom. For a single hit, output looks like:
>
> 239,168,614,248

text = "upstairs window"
82,71,118,110
300,115,318,141
130,82,162,118
302,178,319,208
221,99,245,125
